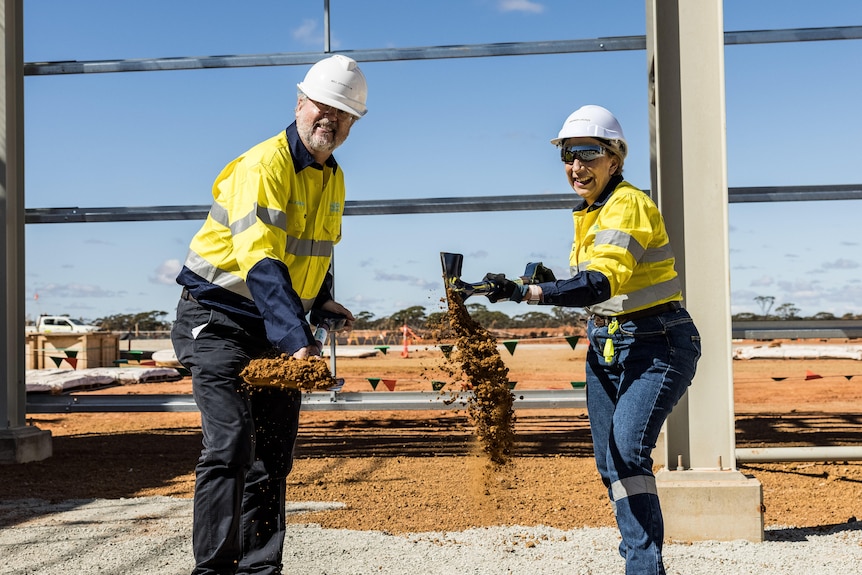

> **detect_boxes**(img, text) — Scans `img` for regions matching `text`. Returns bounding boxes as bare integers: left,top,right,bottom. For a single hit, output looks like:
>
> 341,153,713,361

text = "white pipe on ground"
736,446,862,463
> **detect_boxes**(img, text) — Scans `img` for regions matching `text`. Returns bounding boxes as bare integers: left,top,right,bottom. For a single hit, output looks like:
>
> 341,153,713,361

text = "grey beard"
300,120,344,155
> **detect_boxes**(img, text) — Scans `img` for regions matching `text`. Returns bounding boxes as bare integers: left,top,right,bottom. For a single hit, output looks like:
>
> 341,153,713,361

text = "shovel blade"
440,252,463,282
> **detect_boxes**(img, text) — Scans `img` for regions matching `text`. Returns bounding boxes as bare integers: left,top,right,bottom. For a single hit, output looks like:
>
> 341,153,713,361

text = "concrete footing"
0,426,53,464
656,468,763,542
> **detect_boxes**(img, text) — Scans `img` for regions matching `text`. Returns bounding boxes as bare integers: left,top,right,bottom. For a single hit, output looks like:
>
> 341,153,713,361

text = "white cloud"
750,275,774,287
36,282,121,299
822,258,860,270
373,269,438,290
292,19,320,44
497,0,545,14
150,259,182,286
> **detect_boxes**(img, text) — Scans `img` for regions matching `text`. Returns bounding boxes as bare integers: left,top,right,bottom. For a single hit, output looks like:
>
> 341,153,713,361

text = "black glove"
482,273,527,303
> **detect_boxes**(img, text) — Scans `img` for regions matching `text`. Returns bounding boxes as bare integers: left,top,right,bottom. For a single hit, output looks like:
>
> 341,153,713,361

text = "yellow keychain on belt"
603,319,619,363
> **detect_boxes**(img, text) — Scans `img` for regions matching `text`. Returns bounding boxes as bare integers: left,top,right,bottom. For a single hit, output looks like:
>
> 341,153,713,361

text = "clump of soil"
443,287,515,465
240,352,336,391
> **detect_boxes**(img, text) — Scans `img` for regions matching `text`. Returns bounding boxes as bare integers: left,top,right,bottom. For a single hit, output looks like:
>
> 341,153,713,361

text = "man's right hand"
292,344,322,359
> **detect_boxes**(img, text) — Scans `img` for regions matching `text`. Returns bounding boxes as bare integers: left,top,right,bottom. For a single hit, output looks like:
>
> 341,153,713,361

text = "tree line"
89,297,861,334
734,296,862,321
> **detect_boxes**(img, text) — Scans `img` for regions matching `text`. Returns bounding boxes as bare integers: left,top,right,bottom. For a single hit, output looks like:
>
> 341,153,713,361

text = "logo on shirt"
330,202,342,214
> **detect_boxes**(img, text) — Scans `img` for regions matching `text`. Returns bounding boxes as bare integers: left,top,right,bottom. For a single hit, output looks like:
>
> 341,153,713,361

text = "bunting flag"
571,381,586,389
804,370,823,381
565,335,581,350
845,375,854,380
381,379,397,391
439,344,453,358
49,349,80,369
502,340,518,355
374,346,389,355
431,380,446,391
367,377,380,390
771,377,787,381
507,381,517,390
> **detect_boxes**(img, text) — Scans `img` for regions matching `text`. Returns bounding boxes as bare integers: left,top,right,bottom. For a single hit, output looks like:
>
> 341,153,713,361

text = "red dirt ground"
5,339,862,534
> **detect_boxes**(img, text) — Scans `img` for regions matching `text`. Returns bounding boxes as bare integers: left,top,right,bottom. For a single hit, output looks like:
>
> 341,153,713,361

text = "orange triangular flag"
804,370,822,380
381,379,396,391
65,357,78,369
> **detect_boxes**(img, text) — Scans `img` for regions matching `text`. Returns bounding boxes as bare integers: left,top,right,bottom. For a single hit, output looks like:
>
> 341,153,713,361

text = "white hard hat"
297,54,368,118
550,105,627,159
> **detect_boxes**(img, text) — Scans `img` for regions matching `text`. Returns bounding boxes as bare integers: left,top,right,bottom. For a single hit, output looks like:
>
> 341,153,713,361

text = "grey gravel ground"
1,497,860,575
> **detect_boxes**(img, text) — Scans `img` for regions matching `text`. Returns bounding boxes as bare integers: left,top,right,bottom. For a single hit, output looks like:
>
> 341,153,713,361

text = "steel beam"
25,388,586,414
22,26,862,77
22,184,862,225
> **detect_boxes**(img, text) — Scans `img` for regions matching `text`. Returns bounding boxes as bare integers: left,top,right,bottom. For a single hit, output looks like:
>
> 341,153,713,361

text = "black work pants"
172,296,302,575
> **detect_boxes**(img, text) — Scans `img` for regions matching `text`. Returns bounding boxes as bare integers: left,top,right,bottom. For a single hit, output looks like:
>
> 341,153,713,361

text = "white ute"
27,315,102,334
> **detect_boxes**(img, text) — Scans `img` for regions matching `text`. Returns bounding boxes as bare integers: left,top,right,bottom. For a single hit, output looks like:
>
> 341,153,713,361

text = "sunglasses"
560,145,606,164
308,99,355,122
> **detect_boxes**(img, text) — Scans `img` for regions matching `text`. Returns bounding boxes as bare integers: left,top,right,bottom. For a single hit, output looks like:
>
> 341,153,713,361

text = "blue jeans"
172,296,302,575
586,307,701,575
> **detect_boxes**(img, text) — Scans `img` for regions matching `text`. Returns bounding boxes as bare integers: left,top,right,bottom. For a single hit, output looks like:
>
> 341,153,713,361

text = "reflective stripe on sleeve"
286,236,334,258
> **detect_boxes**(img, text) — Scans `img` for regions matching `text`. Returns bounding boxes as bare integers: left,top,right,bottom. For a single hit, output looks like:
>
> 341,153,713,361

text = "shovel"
440,252,557,303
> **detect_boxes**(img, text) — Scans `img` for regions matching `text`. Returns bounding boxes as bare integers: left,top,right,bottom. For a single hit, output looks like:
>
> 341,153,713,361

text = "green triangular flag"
503,340,518,355
50,356,63,368
367,377,380,390
570,381,586,389
565,335,580,349
439,344,453,358
432,380,446,391
507,381,517,390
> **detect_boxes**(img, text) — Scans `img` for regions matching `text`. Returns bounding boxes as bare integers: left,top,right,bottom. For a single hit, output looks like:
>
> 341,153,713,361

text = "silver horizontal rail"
731,319,862,339
23,184,862,224
23,26,862,76
25,388,586,414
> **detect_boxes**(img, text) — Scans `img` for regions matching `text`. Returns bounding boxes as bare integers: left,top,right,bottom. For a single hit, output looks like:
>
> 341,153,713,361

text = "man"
171,54,367,575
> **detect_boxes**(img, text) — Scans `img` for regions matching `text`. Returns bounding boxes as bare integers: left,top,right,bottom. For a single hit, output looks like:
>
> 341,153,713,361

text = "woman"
480,104,701,575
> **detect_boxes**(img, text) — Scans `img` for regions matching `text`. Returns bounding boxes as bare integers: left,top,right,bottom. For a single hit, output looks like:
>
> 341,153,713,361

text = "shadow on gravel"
765,520,862,541
0,429,202,503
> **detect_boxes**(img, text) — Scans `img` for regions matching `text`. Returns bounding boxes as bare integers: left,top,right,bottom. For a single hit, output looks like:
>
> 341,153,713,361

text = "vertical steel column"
1,0,26,430
647,0,735,470
1,0,50,463
323,0,331,53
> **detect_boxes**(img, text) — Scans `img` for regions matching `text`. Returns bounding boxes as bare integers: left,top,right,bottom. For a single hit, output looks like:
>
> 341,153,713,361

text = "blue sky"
22,0,862,324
